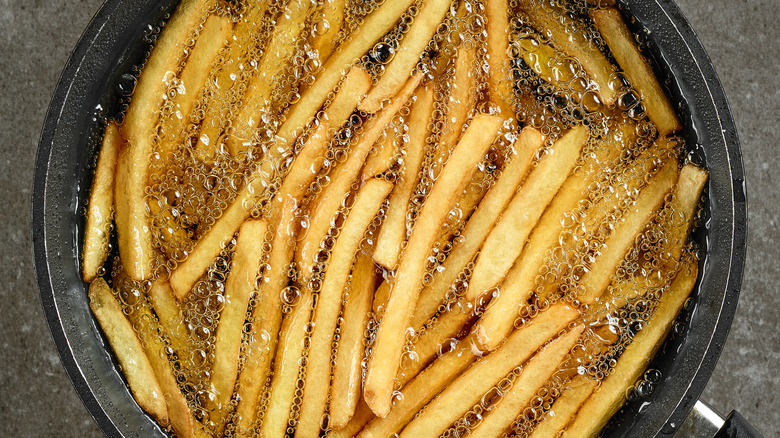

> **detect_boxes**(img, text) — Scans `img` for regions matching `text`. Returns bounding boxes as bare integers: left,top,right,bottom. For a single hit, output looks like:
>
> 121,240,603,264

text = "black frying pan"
32,0,752,436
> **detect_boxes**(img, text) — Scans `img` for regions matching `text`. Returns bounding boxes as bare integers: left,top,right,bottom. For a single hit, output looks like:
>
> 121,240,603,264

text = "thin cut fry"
296,72,423,277
311,0,348,63
260,291,315,438
234,199,298,436
89,278,168,425
330,250,379,429
332,397,375,437
518,0,618,105
527,376,595,438
469,327,582,438
116,0,211,281
592,8,681,135
83,122,121,282
515,36,579,87
147,281,187,353
361,124,399,180
372,279,391,316
359,0,453,113
297,179,393,436
211,219,269,422
411,126,543,329
322,67,374,128
399,307,584,437
373,85,435,270
562,259,699,438
270,122,331,213
466,125,589,303
485,0,514,115
364,114,503,418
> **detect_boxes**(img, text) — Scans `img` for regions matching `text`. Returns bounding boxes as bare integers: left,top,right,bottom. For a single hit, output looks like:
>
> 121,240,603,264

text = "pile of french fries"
81,0,708,436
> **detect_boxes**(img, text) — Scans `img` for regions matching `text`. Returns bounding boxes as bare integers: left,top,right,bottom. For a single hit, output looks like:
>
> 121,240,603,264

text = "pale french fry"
330,249,379,429
147,281,187,353
234,199,298,436
359,0,453,113
296,72,423,277
562,258,699,438
410,126,543,330
372,279,391,316
211,219,269,424
527,376,595,438
297,179,393,436
83,122,121,282
466,125,589,303
360,125,399,180
116,0,211,281
364,114,503,418
227,0,318,156
311,0,348,63
89,278,168,425
332,397,375,437
321,67,373,128
157,13,231,164
373,85,435,270
399,309,584,437
362,304,577,438
485,0,514,115
518,0,618,105
578,159,678,304
260,291,315,438
665,164,708,263
469,326,583,438
592,8,681,135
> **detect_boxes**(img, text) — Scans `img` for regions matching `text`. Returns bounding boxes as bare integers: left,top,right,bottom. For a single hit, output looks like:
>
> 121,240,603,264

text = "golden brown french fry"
332,397,375,437
399,310,584,437
515,36,578,87
466,125,589,303
297,179,393,436
234,199,298,436
157,13,231,164
373,84,435,270
89,278,168,425
663,163,708,264
359,0,452,113
578,159,678,304
330,250,379,429
116,0,211,281
227,0,318,156
361,125,399,180
562,258,699,438
361,304,578,438
372,279,391,317
147,281,187,353
410,126,543,329
83,122,121,282
260,291,315,438
211,219,269,424
518,0,618,105
592,8,681,135
485,0,514,115
469,327,583,438
296,72,423,277
364,114,503,418
311,0,348,63
527,376,595,438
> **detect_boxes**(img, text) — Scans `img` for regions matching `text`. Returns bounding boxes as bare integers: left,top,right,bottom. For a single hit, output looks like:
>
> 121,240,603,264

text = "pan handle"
675,400,763,438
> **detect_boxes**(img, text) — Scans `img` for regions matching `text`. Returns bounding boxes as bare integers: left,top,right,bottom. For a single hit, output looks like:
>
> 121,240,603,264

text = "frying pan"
32,0,753,436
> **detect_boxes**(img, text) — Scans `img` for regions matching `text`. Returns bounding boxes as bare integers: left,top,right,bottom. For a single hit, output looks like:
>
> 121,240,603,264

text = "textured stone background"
1,0,776,436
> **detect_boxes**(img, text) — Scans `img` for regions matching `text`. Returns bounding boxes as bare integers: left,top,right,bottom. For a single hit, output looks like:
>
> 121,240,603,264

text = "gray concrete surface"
0,0,777,436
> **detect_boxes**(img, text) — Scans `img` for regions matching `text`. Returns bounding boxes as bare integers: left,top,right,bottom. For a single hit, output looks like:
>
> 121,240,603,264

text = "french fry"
157,13,231,164
515,35,578,87
527,376,595,438
297,179,393,436
83,122,121,282
578,159,678,304
210,219,269,424
517,0,618,105
227,0,318,156
116,0,211,281
234,199,298,436
468,326,583,438
485,0,514,115
330,249,379,429
373,85,435,270
372,279,391,316
260,291,315,438
311,0,348,63
169,67,370,300
296,72,423,277
592,8,681,135
562,258,699,438
359,0,453,113
332,397,375,437
466,125,589,304
410,126,543,329
361,125,399,180
364,114,503,418
147,281,187,354
89,278,168,425
399,309,584,437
